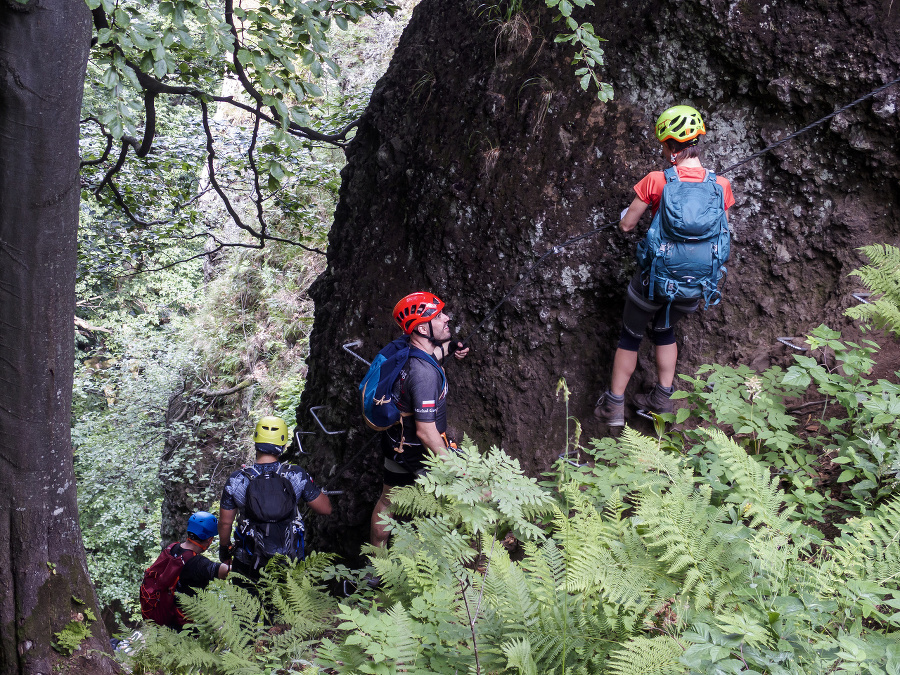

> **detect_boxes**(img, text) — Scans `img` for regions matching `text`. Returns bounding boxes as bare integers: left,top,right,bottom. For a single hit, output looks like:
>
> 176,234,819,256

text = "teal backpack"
636,166,730,319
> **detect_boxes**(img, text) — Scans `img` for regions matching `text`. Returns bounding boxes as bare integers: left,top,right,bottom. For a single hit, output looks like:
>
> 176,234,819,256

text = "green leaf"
782,368,811,388
837,469,858,483
675,407,691,424
335,14,348,30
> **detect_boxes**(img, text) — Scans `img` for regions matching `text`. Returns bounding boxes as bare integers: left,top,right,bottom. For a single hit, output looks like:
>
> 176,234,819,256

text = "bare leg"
610,348,638,396
654,343,678,388
369,484,393,548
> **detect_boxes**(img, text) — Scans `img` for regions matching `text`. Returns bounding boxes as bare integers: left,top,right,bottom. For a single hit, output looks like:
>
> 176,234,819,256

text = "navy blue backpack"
359,338,445,431
636,166,730,316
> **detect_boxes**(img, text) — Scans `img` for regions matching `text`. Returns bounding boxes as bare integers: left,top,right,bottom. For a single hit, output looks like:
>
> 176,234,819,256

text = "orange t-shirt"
634,166,735,215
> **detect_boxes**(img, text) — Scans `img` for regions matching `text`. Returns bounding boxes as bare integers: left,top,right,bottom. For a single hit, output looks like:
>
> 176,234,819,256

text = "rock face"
297,0,900,556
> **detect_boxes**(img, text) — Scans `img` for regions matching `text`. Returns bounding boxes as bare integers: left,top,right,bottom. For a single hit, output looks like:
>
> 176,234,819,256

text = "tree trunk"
0,2,115,673
297,0,900,558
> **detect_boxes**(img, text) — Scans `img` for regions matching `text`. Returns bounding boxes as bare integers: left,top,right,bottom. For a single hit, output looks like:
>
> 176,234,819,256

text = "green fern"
835,495,900,588
390,442,556,541
131,556,339,675
606,636,685,675
846,243,900,337
700,428,798,532
552,485,662,613
503,637,538,675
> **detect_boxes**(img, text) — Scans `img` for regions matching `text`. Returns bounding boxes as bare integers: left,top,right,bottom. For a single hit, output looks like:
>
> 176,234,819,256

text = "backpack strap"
172,545,195,564
241,465,263,481
408,347,447,391
703,169,716,183
663,166,680,183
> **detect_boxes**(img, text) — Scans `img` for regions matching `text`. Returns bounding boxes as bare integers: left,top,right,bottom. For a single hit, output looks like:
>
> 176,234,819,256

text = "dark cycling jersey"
386,355,447,469
220,462,322,511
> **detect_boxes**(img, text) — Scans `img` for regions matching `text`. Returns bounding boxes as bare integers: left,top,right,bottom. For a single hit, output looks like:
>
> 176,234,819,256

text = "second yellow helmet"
254,416,288,446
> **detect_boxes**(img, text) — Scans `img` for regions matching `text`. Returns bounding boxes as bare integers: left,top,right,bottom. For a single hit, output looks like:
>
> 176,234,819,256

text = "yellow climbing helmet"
254,416,288,446
655,105,706,144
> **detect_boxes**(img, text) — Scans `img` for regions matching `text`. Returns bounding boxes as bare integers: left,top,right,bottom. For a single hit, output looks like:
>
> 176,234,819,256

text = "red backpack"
140,543,195,628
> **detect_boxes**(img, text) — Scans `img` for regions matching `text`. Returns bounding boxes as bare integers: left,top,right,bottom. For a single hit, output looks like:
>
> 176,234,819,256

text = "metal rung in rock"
293,430,315,455
558,451,586,468
851,292,872,305
343,340,371,366
309,406,346,435
776,337,808,352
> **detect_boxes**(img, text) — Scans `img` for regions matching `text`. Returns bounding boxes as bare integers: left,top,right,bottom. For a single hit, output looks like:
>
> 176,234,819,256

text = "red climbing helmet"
393,292,445,334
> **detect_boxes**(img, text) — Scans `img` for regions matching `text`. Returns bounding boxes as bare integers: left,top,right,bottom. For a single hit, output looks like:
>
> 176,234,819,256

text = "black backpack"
236,464,303,568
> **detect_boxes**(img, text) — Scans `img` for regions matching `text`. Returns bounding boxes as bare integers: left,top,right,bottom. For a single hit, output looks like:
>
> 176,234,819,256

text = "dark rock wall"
297,0,900,556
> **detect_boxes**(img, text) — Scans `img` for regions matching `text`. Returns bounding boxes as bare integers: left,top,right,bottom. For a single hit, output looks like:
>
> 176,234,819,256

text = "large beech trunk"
0,2,115,673
296,0,900,559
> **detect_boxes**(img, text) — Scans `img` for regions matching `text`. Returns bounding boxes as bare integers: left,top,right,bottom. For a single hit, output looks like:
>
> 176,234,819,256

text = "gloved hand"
219,543,234,563
447,340,465,355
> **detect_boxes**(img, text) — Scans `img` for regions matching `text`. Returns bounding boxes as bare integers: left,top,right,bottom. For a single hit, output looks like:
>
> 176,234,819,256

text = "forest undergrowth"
73,0,421,626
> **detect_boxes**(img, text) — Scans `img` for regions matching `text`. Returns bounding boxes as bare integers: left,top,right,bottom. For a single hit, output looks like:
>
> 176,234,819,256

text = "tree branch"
107,182,170,227
136,89,156,157
224,0,264,105
87,6,329,256
74,316,111,334
247,102,269,239
79,117,113,167
199,379,254,398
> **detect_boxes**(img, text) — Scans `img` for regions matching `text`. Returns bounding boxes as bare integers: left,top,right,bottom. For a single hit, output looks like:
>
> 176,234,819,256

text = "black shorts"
380,431,425,487
622,272,699,340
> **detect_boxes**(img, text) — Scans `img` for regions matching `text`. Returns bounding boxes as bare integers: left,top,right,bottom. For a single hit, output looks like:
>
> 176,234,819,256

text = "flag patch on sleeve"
421,400,435,408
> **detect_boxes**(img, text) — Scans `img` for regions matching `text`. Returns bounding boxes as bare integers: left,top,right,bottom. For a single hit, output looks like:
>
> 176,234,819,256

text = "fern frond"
176,579,262,659
637,481,748,611
551,493,661,613
483,545,541,626
846,244,900,337
834,494,900,589
606,635,686,675
502,637,537,675
265,572,335,639
700,428,798,532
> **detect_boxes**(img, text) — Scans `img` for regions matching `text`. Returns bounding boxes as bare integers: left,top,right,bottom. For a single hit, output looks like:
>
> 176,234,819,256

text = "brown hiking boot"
633,384,675,415
594,391,625,426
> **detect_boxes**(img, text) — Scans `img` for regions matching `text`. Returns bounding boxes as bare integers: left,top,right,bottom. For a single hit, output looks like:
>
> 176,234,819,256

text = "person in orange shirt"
595,105,735,426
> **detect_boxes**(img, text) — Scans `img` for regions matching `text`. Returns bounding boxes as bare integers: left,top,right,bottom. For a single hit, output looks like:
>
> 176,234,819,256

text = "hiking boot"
594,391,625,426
633,384,675,415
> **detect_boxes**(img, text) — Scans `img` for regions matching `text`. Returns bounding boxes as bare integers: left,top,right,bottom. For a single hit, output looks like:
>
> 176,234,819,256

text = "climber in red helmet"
370,292,469,548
